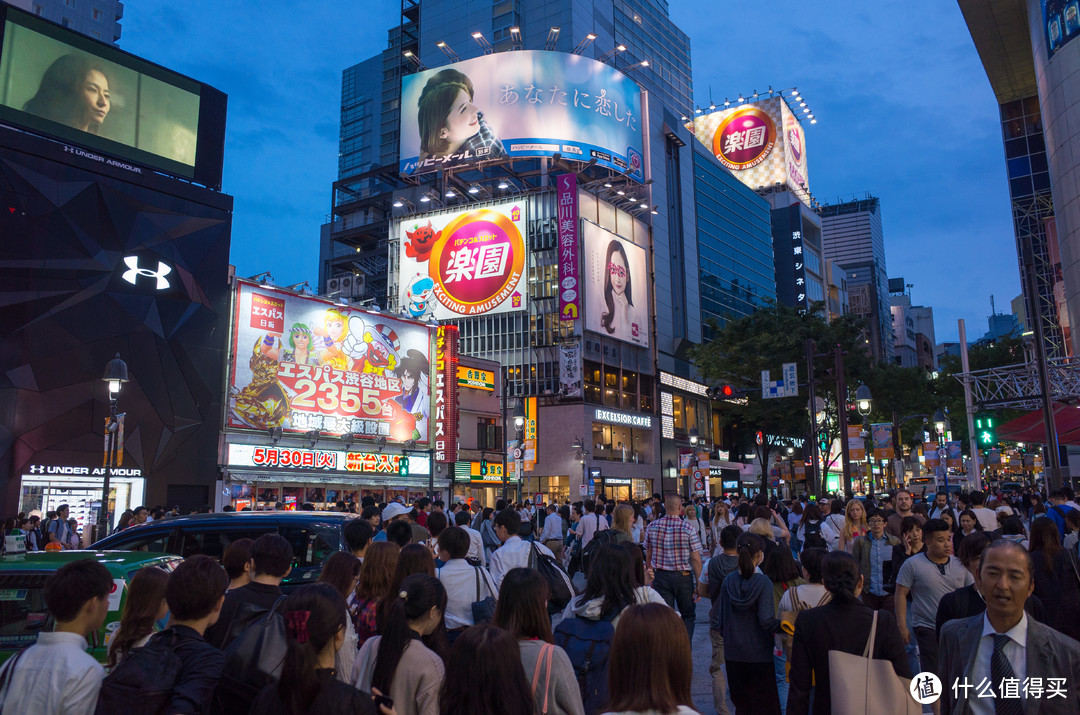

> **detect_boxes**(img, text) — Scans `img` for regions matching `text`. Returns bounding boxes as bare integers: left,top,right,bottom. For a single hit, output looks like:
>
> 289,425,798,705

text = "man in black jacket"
697,524,742,715
203,533,292,649
162,555,229,715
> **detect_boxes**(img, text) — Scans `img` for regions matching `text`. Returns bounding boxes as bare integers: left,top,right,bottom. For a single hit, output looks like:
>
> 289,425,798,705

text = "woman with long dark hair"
438,623,534,715
319,551,362,680
718,533,781,714
603,603,698,714
1028,516,1063,604
787,551,909,714
600,240,634,338
354,542,400,650
495,568,584,715
107,566,169,668
561,543,663,627
252,583,381,715
352,574,447,715
414,68,505,168
24,54,111,134
376,544,447,657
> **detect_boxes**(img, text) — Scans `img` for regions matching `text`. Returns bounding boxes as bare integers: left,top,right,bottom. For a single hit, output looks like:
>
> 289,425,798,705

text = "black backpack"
214,596,288,714
802,520,827,549
553,611,617,715
95,630,183,715
528,542,575,611
580,515,623,576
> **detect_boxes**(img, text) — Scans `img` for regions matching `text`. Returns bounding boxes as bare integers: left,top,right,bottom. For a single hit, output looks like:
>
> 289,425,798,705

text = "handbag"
470,565,497,624
828,610,919,715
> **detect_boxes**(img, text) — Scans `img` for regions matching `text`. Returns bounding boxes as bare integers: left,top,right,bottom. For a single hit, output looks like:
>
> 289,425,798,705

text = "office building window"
61,16,74,27
92,7,103,20
64,0,75,7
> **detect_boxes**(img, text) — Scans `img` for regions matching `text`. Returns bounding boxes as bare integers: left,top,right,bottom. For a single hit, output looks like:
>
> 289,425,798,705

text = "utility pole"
805,338,820,495
1023,243,1063,490
835,346,853,498
958,320,982,491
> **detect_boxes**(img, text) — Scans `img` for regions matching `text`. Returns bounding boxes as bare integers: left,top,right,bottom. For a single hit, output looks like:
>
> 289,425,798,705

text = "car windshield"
0,574,52,650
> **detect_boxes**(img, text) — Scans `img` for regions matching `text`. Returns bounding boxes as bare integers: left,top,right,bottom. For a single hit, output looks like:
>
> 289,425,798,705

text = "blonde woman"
710,501,733,556
837,499,869,553
611,504,635,545
684,504,709,557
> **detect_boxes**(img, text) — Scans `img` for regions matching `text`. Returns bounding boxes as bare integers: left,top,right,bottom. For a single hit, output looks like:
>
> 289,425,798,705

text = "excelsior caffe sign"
593,407,653,429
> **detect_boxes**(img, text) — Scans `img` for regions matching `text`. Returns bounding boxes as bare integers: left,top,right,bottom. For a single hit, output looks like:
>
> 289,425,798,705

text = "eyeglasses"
607,263,627,278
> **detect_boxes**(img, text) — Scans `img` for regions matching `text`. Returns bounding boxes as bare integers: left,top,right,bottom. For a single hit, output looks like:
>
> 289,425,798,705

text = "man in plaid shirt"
645,493,703,640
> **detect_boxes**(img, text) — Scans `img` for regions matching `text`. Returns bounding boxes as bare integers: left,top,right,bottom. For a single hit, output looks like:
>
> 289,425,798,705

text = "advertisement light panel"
689,97,809,199
398,50,644,180
227,444,430,477
228,281,435,444
399,202,527,320
434,325,460,463
582,221,649,348
0,6,226,189
556,173,581,322
1043,0,1080,60
457,366,495,391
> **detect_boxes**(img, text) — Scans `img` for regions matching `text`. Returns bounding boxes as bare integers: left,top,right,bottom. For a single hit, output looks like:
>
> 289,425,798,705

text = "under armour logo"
28,465,42,474
122,256,172,290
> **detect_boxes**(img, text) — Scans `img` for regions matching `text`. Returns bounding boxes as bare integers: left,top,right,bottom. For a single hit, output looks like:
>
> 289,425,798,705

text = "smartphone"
372,694,394,710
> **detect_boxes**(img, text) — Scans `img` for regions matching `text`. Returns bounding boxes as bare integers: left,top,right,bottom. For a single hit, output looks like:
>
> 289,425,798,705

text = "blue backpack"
553,610,617,715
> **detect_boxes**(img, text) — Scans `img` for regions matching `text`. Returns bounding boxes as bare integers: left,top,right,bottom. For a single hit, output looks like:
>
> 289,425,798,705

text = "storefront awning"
997,403,1080,446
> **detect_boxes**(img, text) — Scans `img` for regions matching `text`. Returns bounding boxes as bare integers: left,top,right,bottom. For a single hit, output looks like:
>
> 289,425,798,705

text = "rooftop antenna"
991,294,996,316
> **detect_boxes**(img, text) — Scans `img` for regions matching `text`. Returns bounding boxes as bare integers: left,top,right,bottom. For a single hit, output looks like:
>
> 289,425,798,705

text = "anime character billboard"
398,50,644,180
398,202,528,320
228,281,434,443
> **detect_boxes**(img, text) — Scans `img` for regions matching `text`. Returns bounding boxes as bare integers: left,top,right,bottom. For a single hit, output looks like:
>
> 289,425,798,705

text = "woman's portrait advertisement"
398,50,644,180
582,221,649,348
0,16,200,167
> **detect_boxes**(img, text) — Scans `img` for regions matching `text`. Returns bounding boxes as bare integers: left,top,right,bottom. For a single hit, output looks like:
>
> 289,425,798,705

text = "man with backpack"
696,524,742,715
203,534,292,649
45,504,74,550
578,499,608,550
1,559,111,714
1047,488,1077,540
97,555,228,715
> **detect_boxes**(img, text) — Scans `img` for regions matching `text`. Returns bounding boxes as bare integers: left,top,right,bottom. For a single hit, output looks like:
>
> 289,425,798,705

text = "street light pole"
856,384,873,498
512,398,525,503
101,354,128,542
934,409,950,498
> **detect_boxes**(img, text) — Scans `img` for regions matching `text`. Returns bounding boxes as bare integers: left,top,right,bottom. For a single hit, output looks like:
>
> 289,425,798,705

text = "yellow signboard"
457,366,496,391
459,460,504,481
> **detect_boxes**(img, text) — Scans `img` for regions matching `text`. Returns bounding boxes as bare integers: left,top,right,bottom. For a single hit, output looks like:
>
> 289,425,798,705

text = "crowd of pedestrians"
1,486,1079,714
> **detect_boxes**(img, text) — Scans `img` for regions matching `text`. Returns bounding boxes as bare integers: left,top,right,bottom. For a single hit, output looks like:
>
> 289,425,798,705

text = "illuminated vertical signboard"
434,325,460,463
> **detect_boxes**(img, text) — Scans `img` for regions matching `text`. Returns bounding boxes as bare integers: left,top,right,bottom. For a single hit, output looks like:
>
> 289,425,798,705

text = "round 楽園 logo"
712,106,776,171
428,208,525,315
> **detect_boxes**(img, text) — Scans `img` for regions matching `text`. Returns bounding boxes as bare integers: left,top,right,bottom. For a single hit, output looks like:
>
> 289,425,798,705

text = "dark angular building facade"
0,127,233,520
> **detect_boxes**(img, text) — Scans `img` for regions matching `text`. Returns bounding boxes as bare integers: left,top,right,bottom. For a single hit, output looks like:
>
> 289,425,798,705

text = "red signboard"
250,292,286,333
434,325,460,463
556,173,581,322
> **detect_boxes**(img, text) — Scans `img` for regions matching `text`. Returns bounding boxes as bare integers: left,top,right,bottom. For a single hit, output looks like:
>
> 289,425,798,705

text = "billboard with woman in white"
583,222,649,348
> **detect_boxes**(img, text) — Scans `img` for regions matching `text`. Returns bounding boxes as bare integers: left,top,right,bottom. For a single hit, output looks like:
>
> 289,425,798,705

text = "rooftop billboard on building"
228,281,436,445
398,201,528,320
398,50,644,181
0,6,227,190
689,96,808,198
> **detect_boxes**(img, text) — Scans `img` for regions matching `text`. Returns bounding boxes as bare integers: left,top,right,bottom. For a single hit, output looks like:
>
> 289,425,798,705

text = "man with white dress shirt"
454,510,486,566
578,499,608,550
938,539,1080,714
435,527,498,638
1,559,112,715
487,508,565,590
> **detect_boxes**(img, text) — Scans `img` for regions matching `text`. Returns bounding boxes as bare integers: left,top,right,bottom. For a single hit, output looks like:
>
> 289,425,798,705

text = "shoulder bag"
828,610,919,715
471,565,497,624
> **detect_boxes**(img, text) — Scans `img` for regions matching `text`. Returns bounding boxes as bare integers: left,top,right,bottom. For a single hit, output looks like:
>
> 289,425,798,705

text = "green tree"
691,302,873,496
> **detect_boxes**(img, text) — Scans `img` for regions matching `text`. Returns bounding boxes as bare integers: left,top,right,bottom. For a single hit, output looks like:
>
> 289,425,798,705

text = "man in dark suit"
938,539,1080,714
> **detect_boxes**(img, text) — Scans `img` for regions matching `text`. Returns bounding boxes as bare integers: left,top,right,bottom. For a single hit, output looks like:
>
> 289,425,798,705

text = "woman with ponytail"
786,551,909,714
252,582,389,715
353,574,447,715
718,533,781,714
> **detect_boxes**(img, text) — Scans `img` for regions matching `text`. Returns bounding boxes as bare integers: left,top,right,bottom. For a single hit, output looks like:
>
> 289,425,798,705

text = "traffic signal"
974,413,997,448
707,385,736,399
480,458,488,476
398,456,409,476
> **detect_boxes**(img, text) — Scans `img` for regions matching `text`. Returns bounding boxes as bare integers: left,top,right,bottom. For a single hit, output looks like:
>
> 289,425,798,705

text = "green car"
0,550,182,665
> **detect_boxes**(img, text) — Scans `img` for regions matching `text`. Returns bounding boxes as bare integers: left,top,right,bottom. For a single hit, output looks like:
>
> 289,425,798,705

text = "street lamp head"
855,384,872,416
512,399,525,431
787,446,794,455
689,427,699,445
103,353,129,395
933,409,947,435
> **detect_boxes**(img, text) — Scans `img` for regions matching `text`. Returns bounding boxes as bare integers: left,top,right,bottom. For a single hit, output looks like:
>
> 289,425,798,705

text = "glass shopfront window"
591,422,652,464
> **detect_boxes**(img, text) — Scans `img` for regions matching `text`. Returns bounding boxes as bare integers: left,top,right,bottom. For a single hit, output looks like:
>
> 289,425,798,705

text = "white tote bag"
827,610,919,715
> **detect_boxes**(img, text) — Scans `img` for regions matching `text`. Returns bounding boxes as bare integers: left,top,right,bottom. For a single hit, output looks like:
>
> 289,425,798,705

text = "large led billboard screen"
229,281,436,444
398,201,528,320
399,50,644,181
0,6,226,189
582,221,649,348
689,97,809,197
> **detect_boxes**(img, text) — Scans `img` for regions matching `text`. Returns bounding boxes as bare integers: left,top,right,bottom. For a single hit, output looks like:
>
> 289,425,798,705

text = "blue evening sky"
121,0,1017,344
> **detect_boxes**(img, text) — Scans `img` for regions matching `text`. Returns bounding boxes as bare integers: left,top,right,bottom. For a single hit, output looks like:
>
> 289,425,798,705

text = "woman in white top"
683,504,709,557
710,501,734,556
601,603,702,715
317,551,362,682
562,542,668,629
